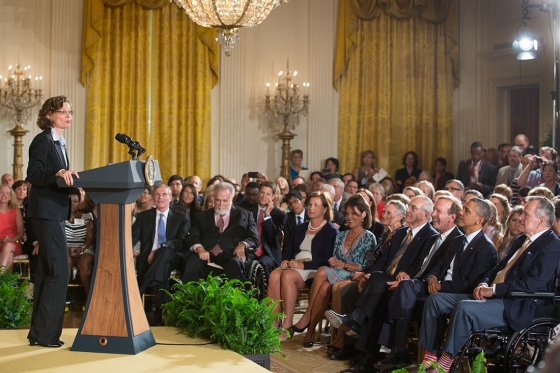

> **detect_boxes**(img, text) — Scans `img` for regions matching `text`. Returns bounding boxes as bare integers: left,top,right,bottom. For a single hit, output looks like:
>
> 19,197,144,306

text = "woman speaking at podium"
26,96,79,348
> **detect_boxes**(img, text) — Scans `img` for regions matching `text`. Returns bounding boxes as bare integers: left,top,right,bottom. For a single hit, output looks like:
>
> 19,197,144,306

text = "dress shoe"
290,323,309,334
374,351,414,370
327,344,343,354
328,345,361,361
339,356,377,373
29,340,64,348
324,310,361,336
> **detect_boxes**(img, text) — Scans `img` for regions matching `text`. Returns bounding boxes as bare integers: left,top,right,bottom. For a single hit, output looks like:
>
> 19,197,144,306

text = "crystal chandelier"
172,0,288,56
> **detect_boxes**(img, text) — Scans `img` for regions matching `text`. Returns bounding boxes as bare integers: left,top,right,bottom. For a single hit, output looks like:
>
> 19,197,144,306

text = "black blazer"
186,205,259,256
370,223,438,276
395,167,422,192
282,221,339,270
249,205,287,267
26,129,71,221
416,226,464,279
456,159,498,197
132,205,191,282
482,230,560,331
284,210,309,249
427,229,497,294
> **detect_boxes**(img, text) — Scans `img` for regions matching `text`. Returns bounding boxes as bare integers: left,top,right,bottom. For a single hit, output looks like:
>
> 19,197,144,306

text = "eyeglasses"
372,192,383,196
55,110,74,116
445,187,461,192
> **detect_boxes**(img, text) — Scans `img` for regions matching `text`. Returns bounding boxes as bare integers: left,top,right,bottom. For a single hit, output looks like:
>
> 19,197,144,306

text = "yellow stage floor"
0,327,268,373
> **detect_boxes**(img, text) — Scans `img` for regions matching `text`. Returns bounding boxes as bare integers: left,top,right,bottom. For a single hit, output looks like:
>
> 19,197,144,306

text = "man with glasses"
444,179,465,200
284,190,309,250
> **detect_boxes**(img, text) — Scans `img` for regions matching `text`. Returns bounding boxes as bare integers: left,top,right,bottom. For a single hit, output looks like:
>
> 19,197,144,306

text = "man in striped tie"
284,190,308,250
416,196,560,373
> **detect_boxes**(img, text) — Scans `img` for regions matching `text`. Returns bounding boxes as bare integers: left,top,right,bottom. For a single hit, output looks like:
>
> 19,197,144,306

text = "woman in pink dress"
0,184,24,271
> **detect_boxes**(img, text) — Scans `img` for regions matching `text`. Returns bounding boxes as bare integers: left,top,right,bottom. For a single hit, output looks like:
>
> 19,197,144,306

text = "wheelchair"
450,274,560,373
242,248,268,301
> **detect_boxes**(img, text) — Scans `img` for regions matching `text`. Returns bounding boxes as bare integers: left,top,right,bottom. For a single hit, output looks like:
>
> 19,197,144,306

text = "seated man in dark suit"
417,196,560,372
320,183,346,228
456,141,498,197
376,197,498,371
182,182,259,283
132,184,190,325
283,190,308,249
235,181,259,210
325,196,438,370
248,181,286,275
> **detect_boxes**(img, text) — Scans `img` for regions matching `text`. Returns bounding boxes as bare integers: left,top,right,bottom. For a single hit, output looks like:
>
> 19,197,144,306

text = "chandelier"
172,0,288,56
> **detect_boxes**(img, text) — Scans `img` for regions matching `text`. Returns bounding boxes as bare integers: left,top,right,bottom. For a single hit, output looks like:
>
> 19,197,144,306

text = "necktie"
508,168,515,185
470,162,476,186
255,209,265,257
448,237,469,280
492,237,532,286
386,229,412,276
157,213,166,248
211,215,225,256
415,235,442,278
297,215,302,225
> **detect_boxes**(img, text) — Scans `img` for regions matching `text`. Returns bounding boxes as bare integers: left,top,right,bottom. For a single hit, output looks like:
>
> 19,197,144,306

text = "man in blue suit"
325,195,438,371
417,196,560,372
376,197,498,370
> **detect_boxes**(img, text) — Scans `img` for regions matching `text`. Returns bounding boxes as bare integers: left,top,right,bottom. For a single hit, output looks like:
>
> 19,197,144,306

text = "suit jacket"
333,196,347,212
395,167,423,192
496,164,522,187
249,205,287,267
284,210,309,249
369,223,438,276
333,210,346,228
481,230,560,331
427,229,497,294
282,221,339,270
132,205,190,282
186,205,259,256
456,159,498,197
26,129,71,221
416,226,463,279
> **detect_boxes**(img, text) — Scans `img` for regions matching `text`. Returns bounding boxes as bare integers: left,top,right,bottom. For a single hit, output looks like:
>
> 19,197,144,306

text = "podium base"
71,330,156,354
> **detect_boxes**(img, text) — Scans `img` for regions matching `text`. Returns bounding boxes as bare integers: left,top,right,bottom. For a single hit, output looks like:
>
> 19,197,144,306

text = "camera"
247,172,260,178
535,156,544,164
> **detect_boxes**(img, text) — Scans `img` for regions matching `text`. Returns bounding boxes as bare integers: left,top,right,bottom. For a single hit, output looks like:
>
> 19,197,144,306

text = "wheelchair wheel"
243,260,267,301
504,317,559,373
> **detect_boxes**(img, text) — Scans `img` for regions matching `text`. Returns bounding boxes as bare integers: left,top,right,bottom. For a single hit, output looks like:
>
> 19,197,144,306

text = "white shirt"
420,226,455,269
51,128,68,168
151,208,170,252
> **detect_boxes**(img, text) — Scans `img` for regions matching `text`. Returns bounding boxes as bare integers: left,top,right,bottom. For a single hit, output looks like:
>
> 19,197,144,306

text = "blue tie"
157,213,166,248
297,216,302,225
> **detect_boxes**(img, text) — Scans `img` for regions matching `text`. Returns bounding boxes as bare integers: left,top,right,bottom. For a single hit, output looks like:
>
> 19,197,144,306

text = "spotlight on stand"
512,30,539,60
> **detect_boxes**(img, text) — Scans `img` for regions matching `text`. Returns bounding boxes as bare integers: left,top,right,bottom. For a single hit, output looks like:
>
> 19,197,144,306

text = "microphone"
115,133,132,145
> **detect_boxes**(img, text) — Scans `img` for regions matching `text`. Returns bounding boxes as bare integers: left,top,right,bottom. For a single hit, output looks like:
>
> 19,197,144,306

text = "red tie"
254,209,265,257
211,214,225,256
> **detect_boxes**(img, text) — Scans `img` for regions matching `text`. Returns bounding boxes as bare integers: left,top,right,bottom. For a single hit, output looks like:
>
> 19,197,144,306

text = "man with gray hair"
182,182,259,283
326,196,438,370
444,179,465,200
416,196,560,372
328,178,346,212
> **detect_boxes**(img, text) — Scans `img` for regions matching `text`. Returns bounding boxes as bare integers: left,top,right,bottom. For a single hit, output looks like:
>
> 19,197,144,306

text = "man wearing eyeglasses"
444,179,465,200
284,190,309,250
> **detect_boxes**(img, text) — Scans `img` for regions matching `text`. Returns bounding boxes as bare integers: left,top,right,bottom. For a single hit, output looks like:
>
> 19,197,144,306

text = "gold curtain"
335,0,459,177
81,0,218,182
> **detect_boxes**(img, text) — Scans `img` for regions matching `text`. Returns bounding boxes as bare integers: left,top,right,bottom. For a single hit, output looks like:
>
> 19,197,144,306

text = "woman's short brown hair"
306,191,334,222
342,194,372,229
37,96,70,130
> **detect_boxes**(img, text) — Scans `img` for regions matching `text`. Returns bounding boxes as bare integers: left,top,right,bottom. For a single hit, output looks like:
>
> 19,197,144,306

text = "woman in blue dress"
290,194,376,347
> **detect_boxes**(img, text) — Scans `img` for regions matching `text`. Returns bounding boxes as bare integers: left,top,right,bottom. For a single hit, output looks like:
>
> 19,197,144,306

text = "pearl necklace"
308,220,327,232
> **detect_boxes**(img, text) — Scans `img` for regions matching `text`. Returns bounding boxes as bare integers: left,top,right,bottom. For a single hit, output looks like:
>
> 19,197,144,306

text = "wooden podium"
58,160,161,354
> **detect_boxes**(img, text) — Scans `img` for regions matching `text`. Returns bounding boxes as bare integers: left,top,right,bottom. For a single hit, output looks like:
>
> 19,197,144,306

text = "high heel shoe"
302,341,314,348
29,339,64,348
290,322,309,334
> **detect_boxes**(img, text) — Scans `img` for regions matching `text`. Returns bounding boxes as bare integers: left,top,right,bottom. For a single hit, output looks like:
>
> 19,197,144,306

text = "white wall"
0,0,86,178
0,0,556,181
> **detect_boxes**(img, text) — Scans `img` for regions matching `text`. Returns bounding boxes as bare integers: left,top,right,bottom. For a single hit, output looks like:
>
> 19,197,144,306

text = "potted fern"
163,275,284,370
0,268,32,329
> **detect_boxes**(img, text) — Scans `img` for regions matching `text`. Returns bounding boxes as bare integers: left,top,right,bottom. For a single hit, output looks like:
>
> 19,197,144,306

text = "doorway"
509,87,539,146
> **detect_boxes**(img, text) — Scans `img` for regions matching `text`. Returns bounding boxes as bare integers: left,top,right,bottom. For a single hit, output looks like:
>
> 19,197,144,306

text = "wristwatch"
344,263,349,270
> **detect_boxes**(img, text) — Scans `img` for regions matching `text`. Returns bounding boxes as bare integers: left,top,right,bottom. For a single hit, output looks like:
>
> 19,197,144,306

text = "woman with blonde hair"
493,206,523,260
0,184,23,272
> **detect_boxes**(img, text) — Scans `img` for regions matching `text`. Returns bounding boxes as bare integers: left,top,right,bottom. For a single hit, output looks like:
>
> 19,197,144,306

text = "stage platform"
0,327,268,373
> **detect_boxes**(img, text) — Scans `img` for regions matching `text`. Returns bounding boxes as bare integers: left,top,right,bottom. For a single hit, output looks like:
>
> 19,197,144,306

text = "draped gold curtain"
81,0,218,182
335,0,459,177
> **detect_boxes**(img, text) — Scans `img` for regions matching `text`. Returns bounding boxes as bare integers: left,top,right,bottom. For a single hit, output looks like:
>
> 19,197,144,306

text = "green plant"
0,268,32,329
163,275,285,356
